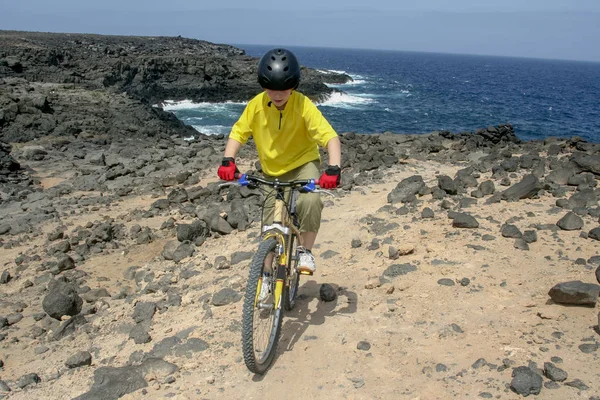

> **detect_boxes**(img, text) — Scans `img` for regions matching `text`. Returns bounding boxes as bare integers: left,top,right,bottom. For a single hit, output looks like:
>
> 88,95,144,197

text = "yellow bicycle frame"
256,195,302,309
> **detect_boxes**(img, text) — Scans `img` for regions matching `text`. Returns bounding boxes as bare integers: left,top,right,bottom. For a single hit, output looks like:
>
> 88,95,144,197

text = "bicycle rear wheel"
242,238,283,374
283,234,300,311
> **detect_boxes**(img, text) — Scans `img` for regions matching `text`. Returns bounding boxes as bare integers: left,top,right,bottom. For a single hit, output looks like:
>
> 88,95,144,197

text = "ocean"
165,45,600,143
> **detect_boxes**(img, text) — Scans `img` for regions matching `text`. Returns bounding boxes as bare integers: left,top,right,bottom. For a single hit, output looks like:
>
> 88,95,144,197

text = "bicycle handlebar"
220,173,333,196
234,173,320,188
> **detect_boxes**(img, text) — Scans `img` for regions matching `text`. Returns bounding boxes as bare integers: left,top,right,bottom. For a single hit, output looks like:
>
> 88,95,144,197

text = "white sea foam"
318,92,376,109
318,69,367,86
317,69,348,75
326,79,367,88
160,99,247,111
191,125,231,135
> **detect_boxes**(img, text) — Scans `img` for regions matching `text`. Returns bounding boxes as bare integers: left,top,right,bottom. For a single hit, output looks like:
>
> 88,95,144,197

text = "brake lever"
314,189,335,197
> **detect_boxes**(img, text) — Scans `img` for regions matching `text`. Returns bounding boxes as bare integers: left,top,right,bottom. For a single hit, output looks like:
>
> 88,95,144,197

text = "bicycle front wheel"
242,237,283,374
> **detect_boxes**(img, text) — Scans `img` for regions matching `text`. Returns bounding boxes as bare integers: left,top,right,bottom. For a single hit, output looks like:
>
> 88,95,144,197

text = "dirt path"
1,160,599,400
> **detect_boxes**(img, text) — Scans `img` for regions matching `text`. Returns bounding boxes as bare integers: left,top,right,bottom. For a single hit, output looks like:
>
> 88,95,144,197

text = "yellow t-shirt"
228,91,338,176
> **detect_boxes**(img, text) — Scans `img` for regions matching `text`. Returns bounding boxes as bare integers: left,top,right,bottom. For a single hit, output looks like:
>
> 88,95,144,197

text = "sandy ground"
1,159,599,400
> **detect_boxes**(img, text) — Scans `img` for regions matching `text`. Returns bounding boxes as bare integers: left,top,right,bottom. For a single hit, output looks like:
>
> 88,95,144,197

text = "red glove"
218,157,239,181
319,165,341,189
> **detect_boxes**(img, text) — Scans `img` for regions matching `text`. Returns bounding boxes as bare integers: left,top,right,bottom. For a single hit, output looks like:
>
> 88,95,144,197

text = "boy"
218,48,342,277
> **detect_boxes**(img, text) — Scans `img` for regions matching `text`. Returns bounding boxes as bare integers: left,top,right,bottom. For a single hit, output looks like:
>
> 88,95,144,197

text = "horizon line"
232,42,600,65
1,29,598,64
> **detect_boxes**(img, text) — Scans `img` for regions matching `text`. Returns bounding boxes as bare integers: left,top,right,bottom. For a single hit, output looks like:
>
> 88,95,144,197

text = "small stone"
65,351,92,368
319,284,336,302
556,212,584,231
522,230,538,243
397,244,415,255
438,278,455,286
548,281,599,306
514,238,530,250
501,224,522,238
351,238,362,248
132,302,156,323
421,207,435,219
130,324,152,344
543,362,568,382
578,343,598,354
589,227,600,241
510,366,542,396
565,379,589,391
211,288,242,306
0,271,11,284
544,381,561,390
388,246,399,260
452,213,479,229
367,239,380,251
16,373,41,389
365,277,381,289
357,341,371,351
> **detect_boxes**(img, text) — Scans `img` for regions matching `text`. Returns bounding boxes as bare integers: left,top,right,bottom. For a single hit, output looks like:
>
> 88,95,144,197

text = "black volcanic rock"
42,279,83,320
0,30,350,143
571,152,600,175
548,281,600,306
502,174,541,201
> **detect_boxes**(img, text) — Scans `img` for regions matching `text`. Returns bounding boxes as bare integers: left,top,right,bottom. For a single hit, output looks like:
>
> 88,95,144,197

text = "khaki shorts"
261,161,323,233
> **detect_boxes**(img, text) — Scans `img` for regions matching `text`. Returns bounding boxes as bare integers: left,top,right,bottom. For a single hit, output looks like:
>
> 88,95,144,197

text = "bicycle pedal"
298,270,313,276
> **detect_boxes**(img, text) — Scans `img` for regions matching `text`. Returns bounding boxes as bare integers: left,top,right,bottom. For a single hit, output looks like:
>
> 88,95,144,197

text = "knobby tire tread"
242,238,283,374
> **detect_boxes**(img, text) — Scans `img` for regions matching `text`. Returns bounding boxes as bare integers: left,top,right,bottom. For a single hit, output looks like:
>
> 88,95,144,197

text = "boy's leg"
261,161,322,274
293,161,322,273
293,161,323,246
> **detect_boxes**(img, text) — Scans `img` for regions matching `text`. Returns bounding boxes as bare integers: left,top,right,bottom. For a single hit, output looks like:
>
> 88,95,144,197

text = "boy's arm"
224,138,242,158
326,136,341,167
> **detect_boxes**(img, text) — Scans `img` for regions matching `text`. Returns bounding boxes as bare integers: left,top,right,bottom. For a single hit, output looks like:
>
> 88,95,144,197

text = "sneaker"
297,246,316,274
258,272,272,302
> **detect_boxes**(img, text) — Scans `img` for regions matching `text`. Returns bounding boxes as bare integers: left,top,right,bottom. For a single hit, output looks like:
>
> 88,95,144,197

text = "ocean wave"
160,99,247,111
326,79,367,87
318,69,367,85
318,92,376,109
317,69,347,75
191,125,231,135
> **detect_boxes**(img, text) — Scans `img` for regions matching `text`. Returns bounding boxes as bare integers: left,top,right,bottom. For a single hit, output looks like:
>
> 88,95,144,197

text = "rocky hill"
0,30,349,145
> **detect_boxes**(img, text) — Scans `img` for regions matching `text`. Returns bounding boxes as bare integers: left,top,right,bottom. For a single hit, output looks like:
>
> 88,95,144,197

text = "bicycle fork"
273,262,286,309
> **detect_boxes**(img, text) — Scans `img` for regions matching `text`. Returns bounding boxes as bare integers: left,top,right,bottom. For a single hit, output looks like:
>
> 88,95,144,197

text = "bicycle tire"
283,233,300,311
242,237,283,374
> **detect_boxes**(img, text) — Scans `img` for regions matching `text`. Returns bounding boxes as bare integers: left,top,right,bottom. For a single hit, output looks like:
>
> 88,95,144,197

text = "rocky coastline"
1,31,600,399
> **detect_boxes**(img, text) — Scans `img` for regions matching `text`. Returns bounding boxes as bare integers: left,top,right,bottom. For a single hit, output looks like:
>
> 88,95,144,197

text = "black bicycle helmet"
257,48,301,90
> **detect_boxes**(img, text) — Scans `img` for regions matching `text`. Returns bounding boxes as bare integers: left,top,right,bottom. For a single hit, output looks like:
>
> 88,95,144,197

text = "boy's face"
265,88,293,109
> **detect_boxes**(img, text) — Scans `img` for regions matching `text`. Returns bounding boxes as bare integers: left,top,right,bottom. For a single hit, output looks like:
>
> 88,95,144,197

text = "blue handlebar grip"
238,174,249,186
302,179,317,192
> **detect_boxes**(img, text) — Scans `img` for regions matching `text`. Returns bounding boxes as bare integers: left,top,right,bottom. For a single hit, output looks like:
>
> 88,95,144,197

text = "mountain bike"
221,173,330,374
